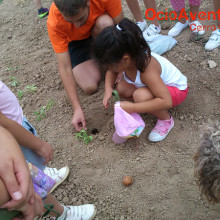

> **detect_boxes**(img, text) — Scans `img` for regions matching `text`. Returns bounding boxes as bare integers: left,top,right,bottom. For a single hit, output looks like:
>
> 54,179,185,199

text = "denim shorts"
21,117,46,171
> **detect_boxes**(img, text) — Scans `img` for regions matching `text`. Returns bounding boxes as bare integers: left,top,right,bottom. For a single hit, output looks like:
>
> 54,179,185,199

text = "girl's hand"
120,101,134,114
35,142,54,165
103,89,113,108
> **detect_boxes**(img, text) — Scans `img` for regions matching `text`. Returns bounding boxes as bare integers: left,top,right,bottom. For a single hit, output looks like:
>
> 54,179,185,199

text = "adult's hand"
71,108,87,131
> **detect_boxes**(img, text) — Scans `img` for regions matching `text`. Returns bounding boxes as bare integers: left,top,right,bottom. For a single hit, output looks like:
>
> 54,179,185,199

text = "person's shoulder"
47,2,64,30
91,0,119,7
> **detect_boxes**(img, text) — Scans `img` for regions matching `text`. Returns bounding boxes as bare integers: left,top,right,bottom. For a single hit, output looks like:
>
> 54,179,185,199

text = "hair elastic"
116,24,122,31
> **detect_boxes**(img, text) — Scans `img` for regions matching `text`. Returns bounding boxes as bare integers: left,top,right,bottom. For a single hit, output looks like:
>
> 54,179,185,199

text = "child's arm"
103,70,117,108
0,111,53,164
120,62,172,113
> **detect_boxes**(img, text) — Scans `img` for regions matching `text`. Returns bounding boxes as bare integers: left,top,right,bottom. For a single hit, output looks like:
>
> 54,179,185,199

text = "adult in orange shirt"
47,0,123,131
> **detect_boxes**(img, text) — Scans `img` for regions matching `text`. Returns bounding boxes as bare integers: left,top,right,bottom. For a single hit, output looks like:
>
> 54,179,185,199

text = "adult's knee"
92,15,114,37
83,84,98,95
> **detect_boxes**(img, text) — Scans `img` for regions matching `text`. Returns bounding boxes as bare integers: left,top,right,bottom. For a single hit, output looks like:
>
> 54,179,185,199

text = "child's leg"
133,87,174,142
116,80,137,100
125,0,144,22
33,0,42,10
44,194,96,220
44,194,64,218
34,0,49,19
143,0,159,27
125,0,147,31
213,0,220,27
169,0,186,23
189,0,202,22
133,87,170,120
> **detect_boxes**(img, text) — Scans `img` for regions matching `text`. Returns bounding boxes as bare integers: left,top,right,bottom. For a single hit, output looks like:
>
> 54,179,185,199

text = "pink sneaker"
148,116,174,142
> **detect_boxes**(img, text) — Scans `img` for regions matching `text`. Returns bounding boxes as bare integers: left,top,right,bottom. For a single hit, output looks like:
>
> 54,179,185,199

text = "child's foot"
44,166,69,192
205,29,220,51
65,204,96,220
168,21,189,37
38,7,49,19
136,20,148,32
148,116,174,142
143,24,161,36
189,20,205,36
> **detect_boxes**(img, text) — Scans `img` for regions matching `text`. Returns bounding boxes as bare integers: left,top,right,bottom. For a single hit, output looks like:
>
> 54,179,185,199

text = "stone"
208,60,217,69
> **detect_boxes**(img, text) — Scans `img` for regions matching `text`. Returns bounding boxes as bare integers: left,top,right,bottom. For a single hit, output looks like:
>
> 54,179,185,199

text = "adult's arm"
112,11,124,24
0,112,53,164
56,51,86,131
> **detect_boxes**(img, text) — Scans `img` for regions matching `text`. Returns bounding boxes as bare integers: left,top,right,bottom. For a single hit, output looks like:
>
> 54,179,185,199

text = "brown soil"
1,0,220,219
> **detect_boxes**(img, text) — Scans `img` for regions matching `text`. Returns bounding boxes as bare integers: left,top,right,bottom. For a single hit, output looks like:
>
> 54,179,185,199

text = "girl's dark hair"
92,18,151,72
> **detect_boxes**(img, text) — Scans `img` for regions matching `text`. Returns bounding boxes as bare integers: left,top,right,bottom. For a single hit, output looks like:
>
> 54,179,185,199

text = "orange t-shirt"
47,0,122,53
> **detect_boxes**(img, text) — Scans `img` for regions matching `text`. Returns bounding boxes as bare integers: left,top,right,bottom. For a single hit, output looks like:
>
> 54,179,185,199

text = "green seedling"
0,0,3,4
25,85,37,93
112,90,120,102
9,76,20,87
5,66,18,71
17,90,24,100
34,99,55,121
16,85,37,100
75,129,93,144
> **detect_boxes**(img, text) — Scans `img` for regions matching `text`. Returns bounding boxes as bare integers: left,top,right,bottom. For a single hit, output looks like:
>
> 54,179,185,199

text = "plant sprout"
75,129,93,144
9,76,20,87
34,99,55,121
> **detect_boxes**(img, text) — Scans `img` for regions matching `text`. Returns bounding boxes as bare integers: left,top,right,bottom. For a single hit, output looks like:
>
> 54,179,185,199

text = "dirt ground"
1,0,220,219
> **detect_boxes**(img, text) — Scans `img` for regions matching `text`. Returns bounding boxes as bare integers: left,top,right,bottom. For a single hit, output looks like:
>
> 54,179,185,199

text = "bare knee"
133,88,154,102
92,15,114,37
116,83,134,99
82,83,98,95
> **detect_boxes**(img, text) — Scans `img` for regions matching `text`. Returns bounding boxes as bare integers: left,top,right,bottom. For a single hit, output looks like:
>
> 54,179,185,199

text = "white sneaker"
189,20,205,35
168,21,189,37
136,20,147,32
143,24,161,36
205,29,220,51
66,204,96,220
44,166,69,192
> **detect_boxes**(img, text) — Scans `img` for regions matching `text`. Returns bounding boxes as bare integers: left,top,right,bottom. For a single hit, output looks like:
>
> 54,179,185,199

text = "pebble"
98,135,105,141
208,60,217,69
179,115,184,120
63,196,69,203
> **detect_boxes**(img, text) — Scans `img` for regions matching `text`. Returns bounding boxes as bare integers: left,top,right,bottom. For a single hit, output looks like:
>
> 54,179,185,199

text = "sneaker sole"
90,205,97,220
49,167,70,193
38,11,49,19
148,122,174,142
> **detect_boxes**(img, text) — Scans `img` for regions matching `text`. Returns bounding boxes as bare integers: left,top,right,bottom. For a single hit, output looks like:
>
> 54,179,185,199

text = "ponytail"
92,18,151,72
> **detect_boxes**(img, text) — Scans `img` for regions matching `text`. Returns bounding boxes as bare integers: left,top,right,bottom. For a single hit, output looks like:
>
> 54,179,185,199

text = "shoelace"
145,25,159,36
210,31,220,40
